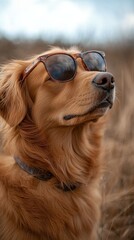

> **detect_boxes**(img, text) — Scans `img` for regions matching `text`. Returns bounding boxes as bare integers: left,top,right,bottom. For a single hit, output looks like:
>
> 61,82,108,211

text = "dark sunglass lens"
83,52,106,71
45,54,76,81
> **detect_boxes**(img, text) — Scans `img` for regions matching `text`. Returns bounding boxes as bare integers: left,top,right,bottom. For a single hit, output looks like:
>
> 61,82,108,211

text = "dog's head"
0,47,115,129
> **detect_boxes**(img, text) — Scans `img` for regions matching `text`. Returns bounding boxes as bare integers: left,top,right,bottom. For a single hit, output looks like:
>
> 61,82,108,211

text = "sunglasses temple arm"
21,58,40,82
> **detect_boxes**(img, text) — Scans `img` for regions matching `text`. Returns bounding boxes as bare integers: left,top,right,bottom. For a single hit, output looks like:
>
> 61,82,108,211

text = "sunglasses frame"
22,50,107,83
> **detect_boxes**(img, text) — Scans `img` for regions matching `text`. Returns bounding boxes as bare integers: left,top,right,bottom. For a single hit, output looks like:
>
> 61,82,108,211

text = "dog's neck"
3,114,103,184
45,124,100,183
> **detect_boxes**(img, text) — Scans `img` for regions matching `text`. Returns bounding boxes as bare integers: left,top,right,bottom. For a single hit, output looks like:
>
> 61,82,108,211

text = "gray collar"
15,156,53,181
14,156,80,192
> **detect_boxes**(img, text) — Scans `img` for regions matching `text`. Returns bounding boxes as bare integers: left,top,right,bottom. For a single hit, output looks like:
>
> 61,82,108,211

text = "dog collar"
14,156,80,192
15,156,53,180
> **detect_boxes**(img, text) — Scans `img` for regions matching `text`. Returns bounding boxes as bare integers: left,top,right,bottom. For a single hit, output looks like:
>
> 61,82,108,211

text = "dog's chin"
63,100,112,125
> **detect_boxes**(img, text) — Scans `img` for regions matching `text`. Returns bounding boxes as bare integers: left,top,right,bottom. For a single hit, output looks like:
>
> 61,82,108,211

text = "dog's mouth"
63,98,113,121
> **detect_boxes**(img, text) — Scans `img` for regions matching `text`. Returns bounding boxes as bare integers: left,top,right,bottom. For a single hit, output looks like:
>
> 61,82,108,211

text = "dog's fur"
0,47,114,240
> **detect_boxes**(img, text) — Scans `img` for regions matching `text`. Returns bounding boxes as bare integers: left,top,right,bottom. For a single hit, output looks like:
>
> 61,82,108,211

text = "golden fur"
0,47,114,240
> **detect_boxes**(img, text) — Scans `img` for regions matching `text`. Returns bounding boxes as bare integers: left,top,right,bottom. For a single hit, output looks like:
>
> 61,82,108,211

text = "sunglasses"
22,51,107,82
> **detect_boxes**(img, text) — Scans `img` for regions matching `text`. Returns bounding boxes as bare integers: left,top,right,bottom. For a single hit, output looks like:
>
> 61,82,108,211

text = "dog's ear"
0,61,27,126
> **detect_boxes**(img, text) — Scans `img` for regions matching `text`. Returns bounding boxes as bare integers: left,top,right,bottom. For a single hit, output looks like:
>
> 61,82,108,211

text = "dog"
0,47,115,240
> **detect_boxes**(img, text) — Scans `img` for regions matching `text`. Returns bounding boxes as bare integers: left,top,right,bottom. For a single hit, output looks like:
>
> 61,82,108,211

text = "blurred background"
0,0,134,239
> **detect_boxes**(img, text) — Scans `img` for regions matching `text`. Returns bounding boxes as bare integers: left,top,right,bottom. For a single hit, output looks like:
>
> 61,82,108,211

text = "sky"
0,0,134,43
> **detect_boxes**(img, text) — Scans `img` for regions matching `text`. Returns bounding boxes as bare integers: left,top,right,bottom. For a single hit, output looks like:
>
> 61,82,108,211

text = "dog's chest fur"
0,122,102,240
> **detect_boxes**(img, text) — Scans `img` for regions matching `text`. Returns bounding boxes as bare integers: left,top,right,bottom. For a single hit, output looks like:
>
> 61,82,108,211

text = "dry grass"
100,46,134,239
0,38,134,239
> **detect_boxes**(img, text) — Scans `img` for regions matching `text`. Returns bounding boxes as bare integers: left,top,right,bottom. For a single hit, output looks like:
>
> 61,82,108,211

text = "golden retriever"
0,47,115,240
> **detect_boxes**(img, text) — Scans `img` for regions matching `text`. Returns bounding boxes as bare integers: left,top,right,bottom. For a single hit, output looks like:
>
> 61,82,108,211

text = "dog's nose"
92,72,115,91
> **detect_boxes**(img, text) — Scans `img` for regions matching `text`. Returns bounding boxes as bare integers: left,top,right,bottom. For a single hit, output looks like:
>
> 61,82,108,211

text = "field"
0,38,134,239
100,43,134,239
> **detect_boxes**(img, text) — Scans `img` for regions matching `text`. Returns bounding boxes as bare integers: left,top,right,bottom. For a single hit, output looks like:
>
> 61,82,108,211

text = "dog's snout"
92,72,115,91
